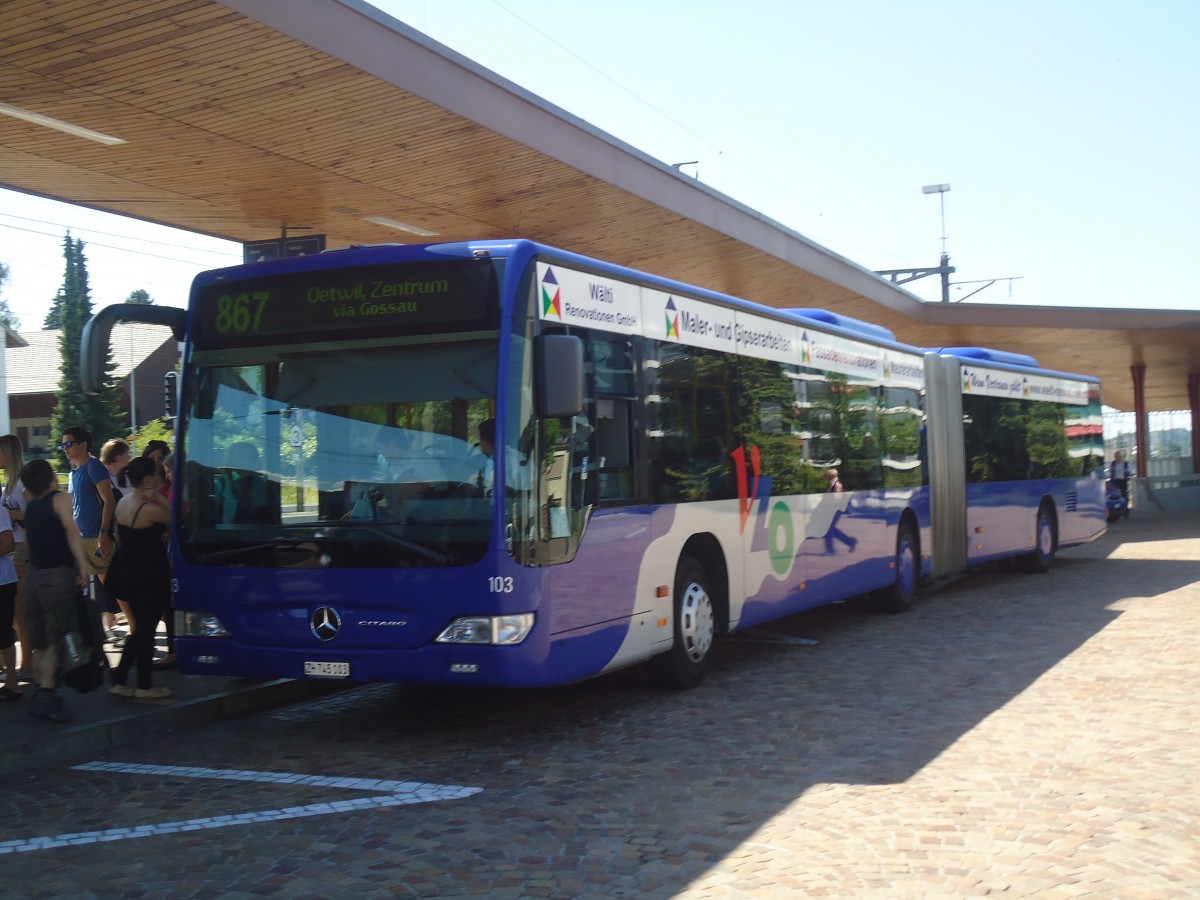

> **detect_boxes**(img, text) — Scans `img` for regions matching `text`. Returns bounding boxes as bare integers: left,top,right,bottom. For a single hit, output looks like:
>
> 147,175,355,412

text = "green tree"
133,416,174,454
50,234,128,447
125,288,154,305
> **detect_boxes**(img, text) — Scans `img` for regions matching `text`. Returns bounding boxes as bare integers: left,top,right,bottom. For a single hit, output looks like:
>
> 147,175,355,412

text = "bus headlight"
177,610,231,638
435,613,535,646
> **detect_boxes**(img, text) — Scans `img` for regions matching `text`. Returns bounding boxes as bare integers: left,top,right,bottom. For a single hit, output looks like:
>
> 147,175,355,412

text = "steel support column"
1131,363,1148,478
1189,373,1200,475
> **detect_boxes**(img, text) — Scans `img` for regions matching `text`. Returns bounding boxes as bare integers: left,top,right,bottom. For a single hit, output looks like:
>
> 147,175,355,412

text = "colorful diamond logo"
541,267,561,318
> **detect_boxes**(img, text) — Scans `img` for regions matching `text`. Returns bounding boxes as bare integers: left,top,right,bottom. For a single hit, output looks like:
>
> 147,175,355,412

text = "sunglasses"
58,441,78,451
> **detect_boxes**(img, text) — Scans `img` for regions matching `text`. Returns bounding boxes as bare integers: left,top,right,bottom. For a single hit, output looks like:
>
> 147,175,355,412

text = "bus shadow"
251,550,1197,894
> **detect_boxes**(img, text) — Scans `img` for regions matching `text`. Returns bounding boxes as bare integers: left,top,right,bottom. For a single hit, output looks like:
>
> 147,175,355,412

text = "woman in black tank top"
107,457,173,700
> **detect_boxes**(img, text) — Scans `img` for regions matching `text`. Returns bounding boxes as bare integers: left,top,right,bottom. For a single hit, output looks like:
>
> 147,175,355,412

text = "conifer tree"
50,234,128,446
0,261,17,330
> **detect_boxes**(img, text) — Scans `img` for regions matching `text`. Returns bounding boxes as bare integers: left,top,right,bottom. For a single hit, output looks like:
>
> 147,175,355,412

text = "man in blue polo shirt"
60,425,117,629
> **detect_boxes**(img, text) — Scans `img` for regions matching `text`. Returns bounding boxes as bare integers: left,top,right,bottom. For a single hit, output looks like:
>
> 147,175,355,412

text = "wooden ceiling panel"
2,0,1197,412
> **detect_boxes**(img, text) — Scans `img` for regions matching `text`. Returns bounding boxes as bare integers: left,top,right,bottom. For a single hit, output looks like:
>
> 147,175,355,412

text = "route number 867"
214,291,269,334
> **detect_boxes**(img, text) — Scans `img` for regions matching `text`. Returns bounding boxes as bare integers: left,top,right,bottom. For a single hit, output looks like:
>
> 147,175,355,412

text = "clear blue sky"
1,0,1196,331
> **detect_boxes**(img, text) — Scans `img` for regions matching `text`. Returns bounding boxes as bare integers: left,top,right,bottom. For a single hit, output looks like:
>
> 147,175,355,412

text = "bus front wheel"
649,557,716,690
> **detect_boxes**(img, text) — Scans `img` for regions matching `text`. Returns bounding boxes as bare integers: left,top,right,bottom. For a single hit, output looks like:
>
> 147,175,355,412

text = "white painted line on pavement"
0,762,483,855
74,760,465,794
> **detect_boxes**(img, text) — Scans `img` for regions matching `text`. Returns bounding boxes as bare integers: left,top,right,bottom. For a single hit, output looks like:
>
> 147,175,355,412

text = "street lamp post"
922,183,952,303
129,325,138,452
873,183,956,302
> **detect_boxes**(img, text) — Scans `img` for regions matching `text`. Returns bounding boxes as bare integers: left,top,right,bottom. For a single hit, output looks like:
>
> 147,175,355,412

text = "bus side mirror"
81,304,186,395
535,334,583,419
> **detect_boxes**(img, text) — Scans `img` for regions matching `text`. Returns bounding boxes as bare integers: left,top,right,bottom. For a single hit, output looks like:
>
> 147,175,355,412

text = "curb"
0,679,346,777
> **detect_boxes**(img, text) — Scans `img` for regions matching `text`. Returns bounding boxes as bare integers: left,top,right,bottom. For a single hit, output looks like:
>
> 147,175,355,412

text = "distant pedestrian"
1110,450,1132,518
0,433,30,681
142,440,170,480
0,501,19,701
20,458,90,724
159,452,174,502
99,438,135,637
154,451,176,669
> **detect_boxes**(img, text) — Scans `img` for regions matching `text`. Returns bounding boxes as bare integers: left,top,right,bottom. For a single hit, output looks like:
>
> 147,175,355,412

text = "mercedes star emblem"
310,606,342,641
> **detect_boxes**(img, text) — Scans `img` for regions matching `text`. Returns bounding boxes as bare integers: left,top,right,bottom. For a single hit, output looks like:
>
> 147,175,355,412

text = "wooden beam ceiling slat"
0,0,1193,412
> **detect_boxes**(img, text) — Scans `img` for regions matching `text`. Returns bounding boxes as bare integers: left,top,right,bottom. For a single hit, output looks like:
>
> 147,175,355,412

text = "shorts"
22,566,78,650
81,537,111,577
0,581,15,647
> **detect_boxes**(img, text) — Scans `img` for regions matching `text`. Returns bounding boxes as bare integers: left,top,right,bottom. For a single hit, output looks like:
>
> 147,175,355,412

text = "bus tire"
876,521,918,613
1025,505,1056,573
649,557,716,690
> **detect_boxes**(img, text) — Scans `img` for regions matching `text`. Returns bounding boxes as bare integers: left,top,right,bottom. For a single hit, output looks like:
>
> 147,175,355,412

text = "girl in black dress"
107,457,172,699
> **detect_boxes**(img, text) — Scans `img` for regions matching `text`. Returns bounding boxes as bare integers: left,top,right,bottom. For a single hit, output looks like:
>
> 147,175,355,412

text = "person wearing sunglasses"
59,427,118,635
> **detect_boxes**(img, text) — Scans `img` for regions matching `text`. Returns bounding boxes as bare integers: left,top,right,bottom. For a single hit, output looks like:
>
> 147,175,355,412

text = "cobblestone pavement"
2,513,1198,897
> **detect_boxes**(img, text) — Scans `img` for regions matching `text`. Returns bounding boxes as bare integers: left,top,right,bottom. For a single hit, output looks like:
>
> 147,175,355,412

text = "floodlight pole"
875,183,955,302
924,183,952,303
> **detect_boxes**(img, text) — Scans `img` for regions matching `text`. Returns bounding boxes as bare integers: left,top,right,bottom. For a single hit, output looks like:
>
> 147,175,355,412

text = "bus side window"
595,398,633,500
591,337,636,502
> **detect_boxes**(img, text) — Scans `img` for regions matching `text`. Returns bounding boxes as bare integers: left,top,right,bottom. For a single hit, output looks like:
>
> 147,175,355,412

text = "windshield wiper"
196,541,317,563
191,526,450,566
354,525,451,565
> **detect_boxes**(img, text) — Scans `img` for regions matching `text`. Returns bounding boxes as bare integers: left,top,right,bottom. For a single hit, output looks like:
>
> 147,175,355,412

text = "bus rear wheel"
649,557,716,690
1025,506,1057,573
875,521,918,613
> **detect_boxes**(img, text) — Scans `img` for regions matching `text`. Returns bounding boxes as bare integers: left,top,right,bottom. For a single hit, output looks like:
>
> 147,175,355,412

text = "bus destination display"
194,260,497,346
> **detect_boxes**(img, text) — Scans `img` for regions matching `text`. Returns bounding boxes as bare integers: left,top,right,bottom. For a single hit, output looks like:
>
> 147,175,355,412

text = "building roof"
0,0,1197,411
7,322,175,396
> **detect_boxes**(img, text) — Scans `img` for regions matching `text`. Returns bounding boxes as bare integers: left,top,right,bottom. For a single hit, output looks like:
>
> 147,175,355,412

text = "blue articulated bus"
82,240,1106,689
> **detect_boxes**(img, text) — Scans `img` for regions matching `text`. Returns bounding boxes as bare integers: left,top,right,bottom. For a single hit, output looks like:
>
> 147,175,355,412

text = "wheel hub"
679,582,715,663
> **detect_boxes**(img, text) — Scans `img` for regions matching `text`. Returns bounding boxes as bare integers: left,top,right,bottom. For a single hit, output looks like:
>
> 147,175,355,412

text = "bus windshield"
178,335,498,568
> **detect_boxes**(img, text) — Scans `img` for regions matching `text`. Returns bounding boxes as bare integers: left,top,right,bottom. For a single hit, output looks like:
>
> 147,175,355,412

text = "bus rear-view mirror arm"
81,303,187,395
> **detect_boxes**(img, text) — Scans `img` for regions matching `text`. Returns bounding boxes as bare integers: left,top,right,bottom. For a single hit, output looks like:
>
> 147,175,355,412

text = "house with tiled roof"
0,323,29,437
7,323,178,455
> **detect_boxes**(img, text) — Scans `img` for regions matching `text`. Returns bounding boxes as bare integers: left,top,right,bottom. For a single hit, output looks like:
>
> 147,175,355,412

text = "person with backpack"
20,458,90,724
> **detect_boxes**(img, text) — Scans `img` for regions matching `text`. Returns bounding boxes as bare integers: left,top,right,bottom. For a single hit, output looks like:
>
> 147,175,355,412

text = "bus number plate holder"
304,661,350,678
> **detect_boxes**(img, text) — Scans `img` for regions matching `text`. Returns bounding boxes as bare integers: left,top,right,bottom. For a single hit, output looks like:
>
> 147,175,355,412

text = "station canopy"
3,0,1198,413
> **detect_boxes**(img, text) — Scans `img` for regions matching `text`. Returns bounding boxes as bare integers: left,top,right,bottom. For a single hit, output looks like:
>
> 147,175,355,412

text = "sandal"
0,686,23,701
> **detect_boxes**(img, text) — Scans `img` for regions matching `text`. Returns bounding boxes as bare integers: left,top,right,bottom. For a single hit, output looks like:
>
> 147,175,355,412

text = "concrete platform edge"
0,679,346,777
